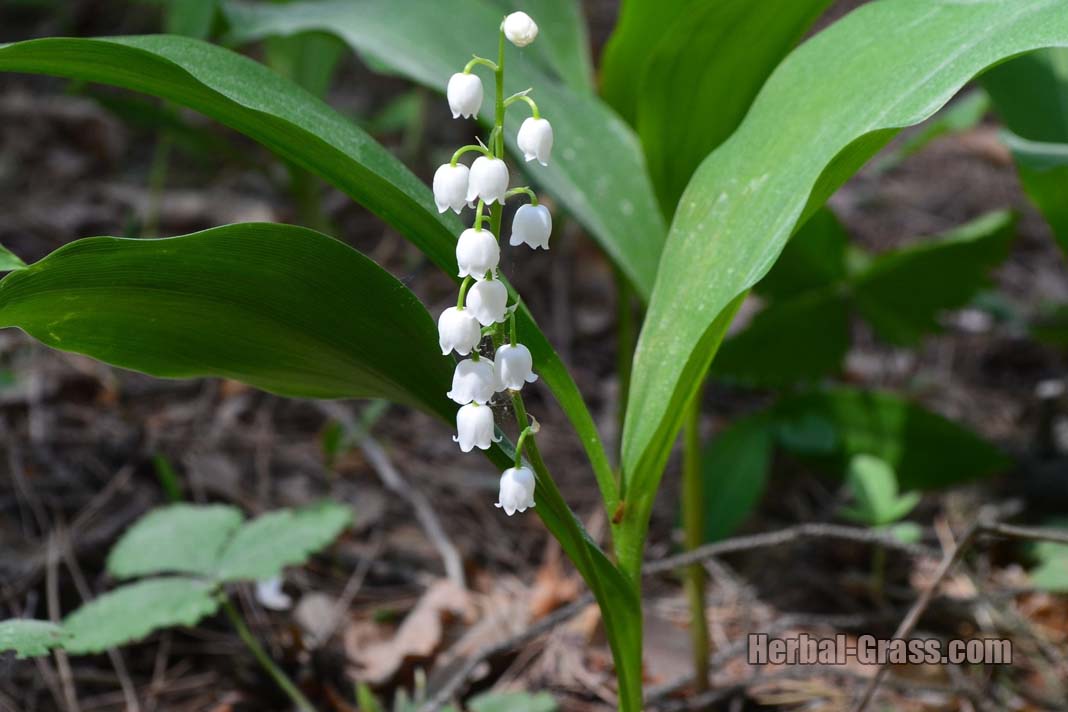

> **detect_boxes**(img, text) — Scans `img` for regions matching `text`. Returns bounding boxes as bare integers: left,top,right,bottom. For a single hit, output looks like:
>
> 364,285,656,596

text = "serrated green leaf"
712,287,849,388
772,387,1010,490
469,691,557,712
700,413,774,542
215,502,352,581
62,578,220,654
222,0,665,298
622,1,1068,567
107,504,244,579
1001,132,1068,256
0,619,68,659
852,211,1016,345
0,225,455,418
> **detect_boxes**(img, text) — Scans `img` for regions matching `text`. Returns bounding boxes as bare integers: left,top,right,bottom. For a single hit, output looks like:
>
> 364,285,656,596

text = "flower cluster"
434,12,552,516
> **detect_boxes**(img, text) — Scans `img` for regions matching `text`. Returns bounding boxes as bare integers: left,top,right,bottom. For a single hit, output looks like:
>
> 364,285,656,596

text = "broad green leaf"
222,0,666,297
756,207,849,301
636,0,832,213
63,577,220,654
488,0,593,93
107,504,244,579
599,0,691,126
264,32,346,99
700,413,774,542
0,38,622,686
712,288,849,388
0,225,455,417
1000,132,1068,255
166,0,219,39
853,211,1016,345
983,48,1068,143
215,501,352,581
0,619,68,659
622,1,1068,559
772,387,1010,491
0,244,26,272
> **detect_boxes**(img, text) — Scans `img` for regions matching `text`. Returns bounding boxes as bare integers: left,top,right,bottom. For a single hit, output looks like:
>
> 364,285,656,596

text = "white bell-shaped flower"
503,12,539,47
453,402,500,452
466,156,509,205
254,577,293,611
437,306,481,356
494,343,538,391
456,228,500,280
465,278,509,326
447,72,483,119
510,204,552,250
495,466,536,515
433,163,470,214
517,117,553,166
447,357,497,405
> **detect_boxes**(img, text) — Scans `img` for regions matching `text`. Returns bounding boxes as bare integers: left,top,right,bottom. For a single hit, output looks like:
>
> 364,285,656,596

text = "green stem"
222,597,316,712
681,386,709,692
514,423,536,468
613,267,635,462
504,92,540,118
450,143,493,166
463,56,498,73
475,200,488,230
145,131,172,238
509,309,517,346
505,186,538,205
457,276,473,309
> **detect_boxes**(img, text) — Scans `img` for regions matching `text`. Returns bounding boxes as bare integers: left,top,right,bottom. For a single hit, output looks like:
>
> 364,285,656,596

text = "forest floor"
1,1,1067,711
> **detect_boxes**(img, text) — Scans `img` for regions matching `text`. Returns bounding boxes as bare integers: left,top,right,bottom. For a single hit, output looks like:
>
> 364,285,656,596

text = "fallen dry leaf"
347,579,474,685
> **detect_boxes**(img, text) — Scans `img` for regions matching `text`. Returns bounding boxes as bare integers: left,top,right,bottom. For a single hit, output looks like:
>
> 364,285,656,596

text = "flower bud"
433,163,470,214
447,72,483,119
453,402,500,452
456,228,500,280
465,278,509,326
466,156,509,205
447,357,497,405
503,12,538,47
509,204,552,250
254,577,292,611
437,306,481,356
495,466,536,515
494,343,538,391
517,117,553,166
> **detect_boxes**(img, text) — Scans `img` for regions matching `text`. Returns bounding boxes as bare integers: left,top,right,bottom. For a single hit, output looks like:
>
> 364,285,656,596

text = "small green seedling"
356,676,557,712
1029,522,1068,593
0,502,352,712
840,454,922,598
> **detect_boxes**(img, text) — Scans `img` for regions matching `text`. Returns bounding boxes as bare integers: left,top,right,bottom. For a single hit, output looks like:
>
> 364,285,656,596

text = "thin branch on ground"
317,402,467,590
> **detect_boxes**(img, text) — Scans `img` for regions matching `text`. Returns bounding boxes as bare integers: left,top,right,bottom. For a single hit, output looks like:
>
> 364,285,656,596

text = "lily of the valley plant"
0,3,1066,712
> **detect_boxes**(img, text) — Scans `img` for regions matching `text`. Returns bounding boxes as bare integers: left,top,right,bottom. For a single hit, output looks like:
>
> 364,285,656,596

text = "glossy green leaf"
215,502,352,581
874,90,991,172
489,0,593,92
599,0,690,126
983,48,1068,143
62,577,220,654
853,211,1016,345
772,387,1010,491
108,503,244,579
222,0,666,297
0,38,622,685
1001,132,1068,255
636,0,832,213
622,1,1068,562
0,224,455,416
0,244,26,272
700,413,774,542
0,619,68,659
